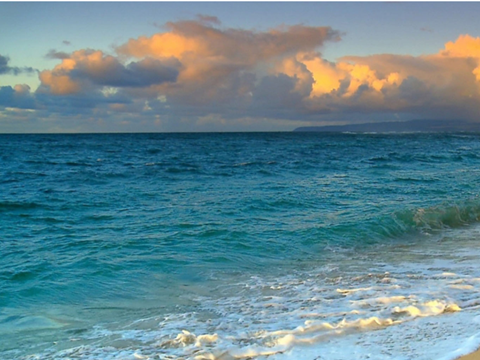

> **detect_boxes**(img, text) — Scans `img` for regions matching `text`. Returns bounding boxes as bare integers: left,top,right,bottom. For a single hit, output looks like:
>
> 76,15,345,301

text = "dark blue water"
2,133,480,359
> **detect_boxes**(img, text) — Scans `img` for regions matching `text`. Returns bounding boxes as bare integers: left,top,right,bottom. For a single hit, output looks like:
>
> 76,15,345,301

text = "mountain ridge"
293,119,480,133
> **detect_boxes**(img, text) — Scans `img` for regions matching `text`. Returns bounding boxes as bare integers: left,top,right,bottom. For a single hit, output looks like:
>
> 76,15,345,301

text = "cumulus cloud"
0,84,35,109
296,34,480,119
39,49,180,94
114,19,340,106
6,18,480,132
36,18,341,123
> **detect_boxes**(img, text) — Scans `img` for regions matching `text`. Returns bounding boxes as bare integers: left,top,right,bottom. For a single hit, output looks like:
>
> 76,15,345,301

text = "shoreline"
459,349,480,360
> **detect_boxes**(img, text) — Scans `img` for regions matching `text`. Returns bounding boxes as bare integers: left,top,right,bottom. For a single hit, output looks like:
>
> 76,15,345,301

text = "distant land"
293,119,480,133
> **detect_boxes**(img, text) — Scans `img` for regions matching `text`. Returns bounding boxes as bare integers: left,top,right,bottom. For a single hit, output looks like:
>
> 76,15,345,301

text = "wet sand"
459,349,480,360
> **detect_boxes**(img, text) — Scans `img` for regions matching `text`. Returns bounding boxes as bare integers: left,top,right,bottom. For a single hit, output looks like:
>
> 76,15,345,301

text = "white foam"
13,225,480,360
450,284,475,290
392,300,461,318
351,295,408,307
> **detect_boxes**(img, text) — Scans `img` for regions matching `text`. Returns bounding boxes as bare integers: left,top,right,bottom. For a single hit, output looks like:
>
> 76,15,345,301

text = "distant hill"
293,119,480,133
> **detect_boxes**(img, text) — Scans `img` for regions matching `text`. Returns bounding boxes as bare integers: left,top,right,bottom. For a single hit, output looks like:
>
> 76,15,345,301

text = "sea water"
2,132,480,359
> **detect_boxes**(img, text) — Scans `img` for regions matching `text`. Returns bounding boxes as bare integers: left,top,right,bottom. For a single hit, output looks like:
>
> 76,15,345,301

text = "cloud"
440,34,480,58
196,14,221,25
253,34,480,121
420,27,433,33
6,18,480,132
45,50,71,60
0,84,35,109
118,20,339,61
0,55,36,75
36,18,340,122
63,40,71,46
69,52,180,88
39,49,180,94
116,19,340,104
0,55,11,74
110,21,480,122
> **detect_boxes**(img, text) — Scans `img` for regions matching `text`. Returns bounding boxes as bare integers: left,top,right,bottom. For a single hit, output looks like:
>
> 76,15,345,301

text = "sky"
2,2,480,133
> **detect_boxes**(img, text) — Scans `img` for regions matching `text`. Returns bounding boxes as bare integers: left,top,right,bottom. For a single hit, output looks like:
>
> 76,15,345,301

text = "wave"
394,199,480,231
16,287,466,360
0,201,43,212
364,152,465,164
306,198,480,249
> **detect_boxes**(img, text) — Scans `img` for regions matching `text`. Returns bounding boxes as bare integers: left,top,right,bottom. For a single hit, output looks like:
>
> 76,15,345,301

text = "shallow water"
2,132,480,359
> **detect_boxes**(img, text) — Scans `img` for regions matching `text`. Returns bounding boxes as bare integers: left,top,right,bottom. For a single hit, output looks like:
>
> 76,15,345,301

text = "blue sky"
2,2,480,132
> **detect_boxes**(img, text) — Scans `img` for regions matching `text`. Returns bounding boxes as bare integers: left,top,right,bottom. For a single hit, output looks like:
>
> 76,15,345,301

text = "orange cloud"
39,20,339,105
274,52,403,101
440,35,480,82
440,34,480,58
13,84,31,94
301,56,343,96
35,20,480,124
232,33,478,122
116,20,340,103
39,69,80,95
118,21,339,65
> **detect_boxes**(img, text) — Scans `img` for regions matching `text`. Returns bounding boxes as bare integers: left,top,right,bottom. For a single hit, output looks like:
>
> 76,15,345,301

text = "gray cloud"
45,50,71,60
0,55,36,75
249,74,304,116
420,27,433,33
0,55,10,74
197,14,221,25
72,56,180,88
0,85,35,109
39,50,180,94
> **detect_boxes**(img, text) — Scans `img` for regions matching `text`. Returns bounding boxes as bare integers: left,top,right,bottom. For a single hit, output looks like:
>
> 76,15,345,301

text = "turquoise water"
2,132,480,359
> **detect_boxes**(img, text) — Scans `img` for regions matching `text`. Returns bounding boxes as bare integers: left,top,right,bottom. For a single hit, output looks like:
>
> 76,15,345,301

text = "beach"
460,350,480,360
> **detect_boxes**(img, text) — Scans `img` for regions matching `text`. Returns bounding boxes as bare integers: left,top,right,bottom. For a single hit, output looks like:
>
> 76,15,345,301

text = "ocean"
2,132,480,360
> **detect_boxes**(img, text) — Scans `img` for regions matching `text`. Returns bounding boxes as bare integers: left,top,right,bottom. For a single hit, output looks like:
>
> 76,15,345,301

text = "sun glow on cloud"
440,35,480,81
3,18,480,132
